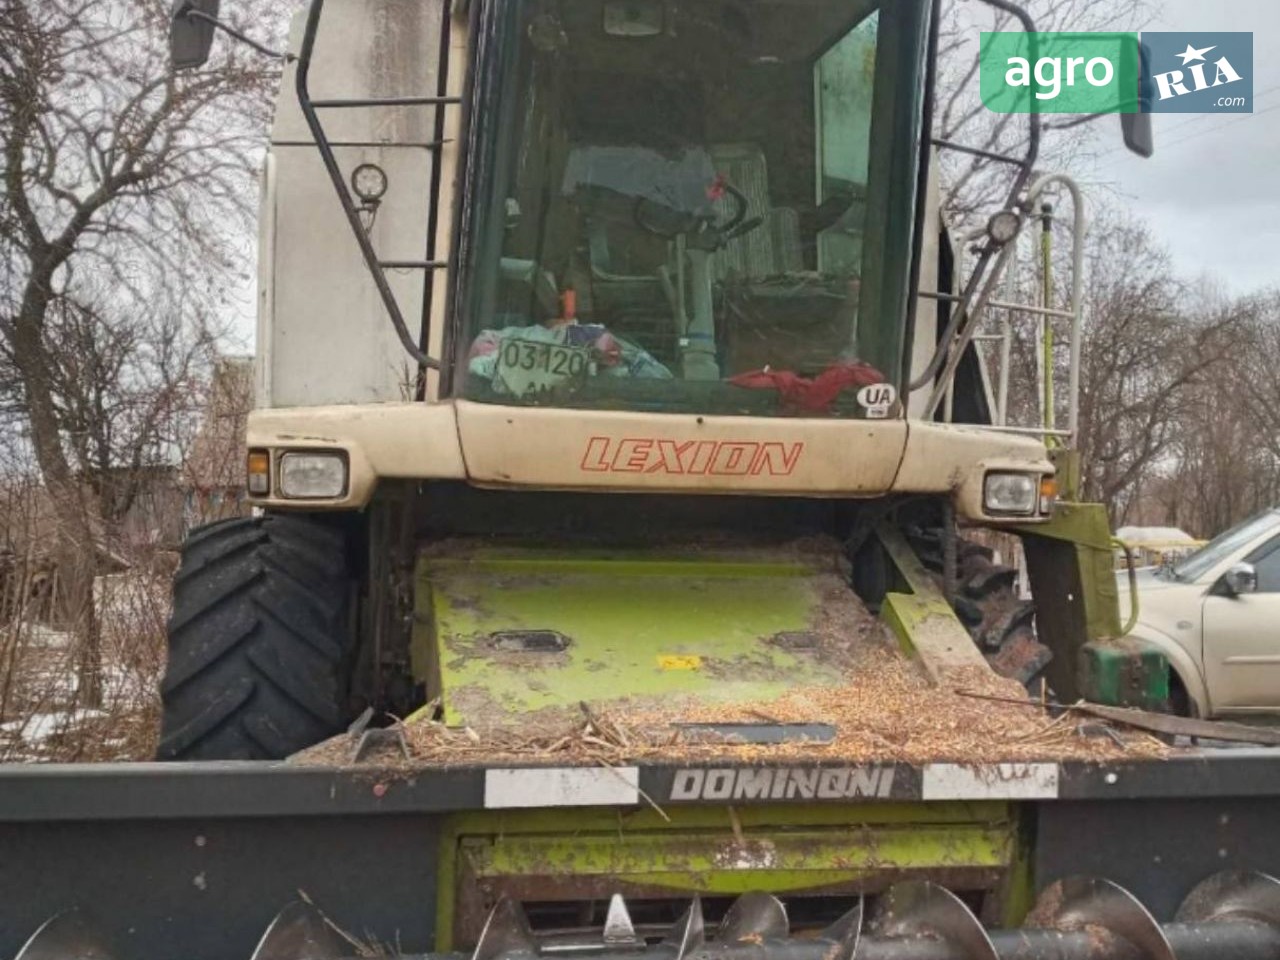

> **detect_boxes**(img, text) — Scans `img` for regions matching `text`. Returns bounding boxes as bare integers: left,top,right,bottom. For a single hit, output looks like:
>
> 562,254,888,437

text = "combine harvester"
7,0,1280,957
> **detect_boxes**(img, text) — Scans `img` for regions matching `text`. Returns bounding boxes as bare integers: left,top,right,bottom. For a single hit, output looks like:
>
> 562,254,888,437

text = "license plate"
494,338,590,397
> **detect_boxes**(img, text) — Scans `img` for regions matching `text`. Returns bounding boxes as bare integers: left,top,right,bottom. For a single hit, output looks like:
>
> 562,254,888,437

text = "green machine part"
412,543,1037,950
1018,501,1168,708
433,802,1032,950
1077,637,1170,711
413,545,869,728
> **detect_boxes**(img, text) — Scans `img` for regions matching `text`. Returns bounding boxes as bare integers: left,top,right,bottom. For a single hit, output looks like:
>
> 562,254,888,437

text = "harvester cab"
155,0,1159,760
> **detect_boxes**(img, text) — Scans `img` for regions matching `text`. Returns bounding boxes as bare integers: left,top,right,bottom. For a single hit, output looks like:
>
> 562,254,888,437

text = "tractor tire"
908,528,1052,691
954,547,1051,691
157,514,356,761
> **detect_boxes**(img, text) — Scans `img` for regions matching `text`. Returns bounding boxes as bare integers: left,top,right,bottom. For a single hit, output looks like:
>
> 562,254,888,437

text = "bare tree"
1073,213,1246,524
1116,292,1279,537
0,0,273,703
1242,292,1280,471
1161,389,1280,538
43,292,218,526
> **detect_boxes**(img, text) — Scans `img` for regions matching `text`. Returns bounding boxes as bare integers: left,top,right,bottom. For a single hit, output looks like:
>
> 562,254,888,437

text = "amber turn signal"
247,450,271,496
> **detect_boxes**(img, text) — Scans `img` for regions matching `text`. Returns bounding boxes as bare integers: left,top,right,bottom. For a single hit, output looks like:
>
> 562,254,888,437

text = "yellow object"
658,655,703,671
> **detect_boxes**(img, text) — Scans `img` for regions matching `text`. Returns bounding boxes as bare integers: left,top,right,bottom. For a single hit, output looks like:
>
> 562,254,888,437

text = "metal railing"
918,174,1086,445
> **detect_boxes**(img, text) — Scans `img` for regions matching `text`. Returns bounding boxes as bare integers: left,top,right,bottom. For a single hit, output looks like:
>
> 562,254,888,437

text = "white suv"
1121,508,1280,717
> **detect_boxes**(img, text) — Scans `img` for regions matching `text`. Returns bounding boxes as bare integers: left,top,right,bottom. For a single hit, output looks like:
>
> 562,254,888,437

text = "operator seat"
563,143,807,370
707,143,802,282
706,145,853,377
566,142,801,287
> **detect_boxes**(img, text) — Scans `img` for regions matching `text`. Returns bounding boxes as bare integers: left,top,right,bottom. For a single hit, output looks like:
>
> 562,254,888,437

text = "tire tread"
157,514,353,761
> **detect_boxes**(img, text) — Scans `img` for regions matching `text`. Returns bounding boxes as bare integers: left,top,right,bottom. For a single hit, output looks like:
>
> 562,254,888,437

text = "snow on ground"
9,623,75,648
0,709,106,743
0,570,169,762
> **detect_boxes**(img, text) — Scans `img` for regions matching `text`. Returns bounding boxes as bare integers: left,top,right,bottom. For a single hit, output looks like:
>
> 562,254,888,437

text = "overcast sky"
1087,0,1279,296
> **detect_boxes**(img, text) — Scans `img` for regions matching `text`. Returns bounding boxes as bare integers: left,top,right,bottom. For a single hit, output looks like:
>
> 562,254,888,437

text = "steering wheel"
633,180,761,246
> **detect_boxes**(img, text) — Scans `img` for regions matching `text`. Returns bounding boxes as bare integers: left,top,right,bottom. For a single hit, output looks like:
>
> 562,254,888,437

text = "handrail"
294,0,444,370
919,290,1074,320
922,173,1086,444
1112,537,1141,637
1025,174,1085,440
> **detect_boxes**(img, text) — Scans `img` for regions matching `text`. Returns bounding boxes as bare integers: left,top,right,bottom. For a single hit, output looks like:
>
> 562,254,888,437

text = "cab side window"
1247,538,1280,593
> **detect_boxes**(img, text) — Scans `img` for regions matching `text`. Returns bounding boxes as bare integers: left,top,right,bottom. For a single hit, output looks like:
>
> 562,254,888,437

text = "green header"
980,32,1140,113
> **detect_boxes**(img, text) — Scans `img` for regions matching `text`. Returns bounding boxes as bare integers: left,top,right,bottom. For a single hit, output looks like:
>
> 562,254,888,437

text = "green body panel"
468,824,1005,888
881,591,950,656
416,546,857,726
881,591,965,658
1079,638,1171,710
434,803,1021,949
1002,821,1039,928
1016,501,1113,552
876,519,957,658
876,524,992,682
1048,448,1083,502
1017,502,1130,701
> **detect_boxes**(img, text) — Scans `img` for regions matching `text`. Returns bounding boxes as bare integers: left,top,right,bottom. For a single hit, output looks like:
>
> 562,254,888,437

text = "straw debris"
293,633,1168,768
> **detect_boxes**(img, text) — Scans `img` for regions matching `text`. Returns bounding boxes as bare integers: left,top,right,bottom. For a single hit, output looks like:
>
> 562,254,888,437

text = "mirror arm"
1043,112,1106,131
180,9,294,62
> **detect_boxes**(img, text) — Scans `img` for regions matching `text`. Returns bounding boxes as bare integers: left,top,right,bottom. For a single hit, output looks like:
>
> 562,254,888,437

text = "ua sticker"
856,383,897,419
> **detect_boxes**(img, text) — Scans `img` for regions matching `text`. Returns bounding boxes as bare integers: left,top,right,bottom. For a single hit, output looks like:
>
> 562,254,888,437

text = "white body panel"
247,400,1052,516
455,401,909,494
258,0,446,408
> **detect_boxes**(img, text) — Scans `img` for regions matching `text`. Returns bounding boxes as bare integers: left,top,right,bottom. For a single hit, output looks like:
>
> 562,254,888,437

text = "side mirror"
1120,41,1154,158
170,0,221,71
1222,562,1258,597
1121,112,1153,159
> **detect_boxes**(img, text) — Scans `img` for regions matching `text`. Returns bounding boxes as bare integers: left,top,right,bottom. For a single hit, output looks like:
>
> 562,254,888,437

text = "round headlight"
350,163,388,203
986,209,1022,246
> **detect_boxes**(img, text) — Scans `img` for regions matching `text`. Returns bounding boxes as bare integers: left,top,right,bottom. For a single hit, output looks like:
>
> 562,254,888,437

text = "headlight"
986,209,1021,246
984,472,1038,515
279,452,347,499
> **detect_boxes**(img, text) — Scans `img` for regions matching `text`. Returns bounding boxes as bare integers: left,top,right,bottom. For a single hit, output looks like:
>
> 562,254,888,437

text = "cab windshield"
454,0,928,418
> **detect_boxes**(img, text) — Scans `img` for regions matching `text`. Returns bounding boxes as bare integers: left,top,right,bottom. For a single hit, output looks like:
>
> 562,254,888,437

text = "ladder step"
379,260,448,270
273,139,449,149
312,95,461,108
